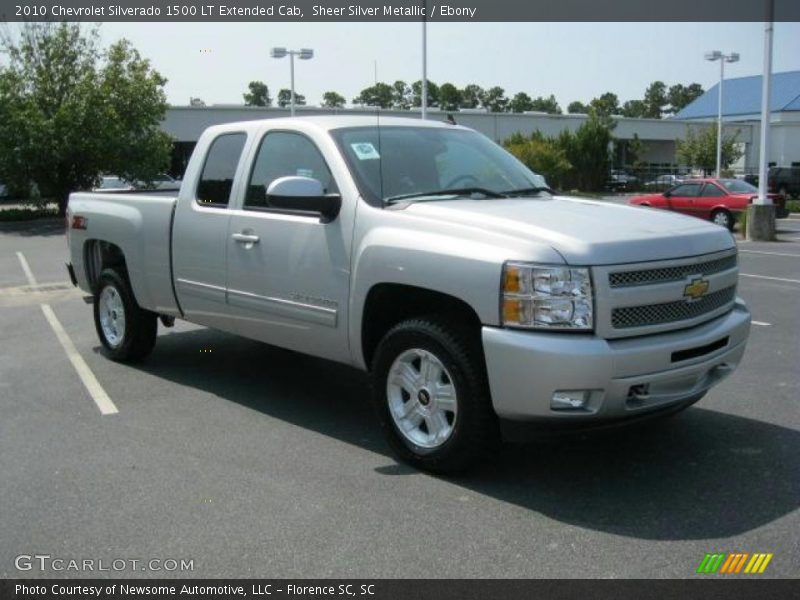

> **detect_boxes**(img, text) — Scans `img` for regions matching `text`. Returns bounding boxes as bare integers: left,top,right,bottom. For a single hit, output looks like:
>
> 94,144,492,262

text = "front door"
666,182,702,216
225,130,353,364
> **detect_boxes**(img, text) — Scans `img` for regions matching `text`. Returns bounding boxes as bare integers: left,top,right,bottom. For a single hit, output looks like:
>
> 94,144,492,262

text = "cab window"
196,133,247,207
245,132,337,210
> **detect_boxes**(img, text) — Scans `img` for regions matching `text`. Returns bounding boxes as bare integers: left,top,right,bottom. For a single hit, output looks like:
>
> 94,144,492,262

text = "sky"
89,22,800,108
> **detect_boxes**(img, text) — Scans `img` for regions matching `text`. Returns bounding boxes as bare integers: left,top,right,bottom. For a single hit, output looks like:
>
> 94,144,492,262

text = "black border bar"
2,580,800,600
1,0,799,22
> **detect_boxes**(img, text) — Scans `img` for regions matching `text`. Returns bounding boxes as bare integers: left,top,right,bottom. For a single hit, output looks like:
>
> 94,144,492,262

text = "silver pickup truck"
66,116,751,472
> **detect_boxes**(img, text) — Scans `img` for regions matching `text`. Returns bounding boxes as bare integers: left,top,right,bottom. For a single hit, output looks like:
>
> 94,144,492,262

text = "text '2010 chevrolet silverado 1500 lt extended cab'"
66,116,751,472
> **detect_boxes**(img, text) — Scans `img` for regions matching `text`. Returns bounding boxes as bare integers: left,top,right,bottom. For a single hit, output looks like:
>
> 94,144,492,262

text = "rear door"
172,131,249,330
666,182,702,216
224,128,354,363
696,181,728,219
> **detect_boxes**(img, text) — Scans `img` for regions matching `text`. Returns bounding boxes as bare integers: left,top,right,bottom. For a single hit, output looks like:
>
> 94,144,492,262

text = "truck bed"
67,191,181,315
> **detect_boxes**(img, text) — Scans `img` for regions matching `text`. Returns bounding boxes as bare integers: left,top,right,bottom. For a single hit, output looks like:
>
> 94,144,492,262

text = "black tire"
93,268,157,362
711,208,735,231
371,316,499,473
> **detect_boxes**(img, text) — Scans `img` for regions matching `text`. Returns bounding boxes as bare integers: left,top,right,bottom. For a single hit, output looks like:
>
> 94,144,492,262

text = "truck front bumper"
482,299,750,427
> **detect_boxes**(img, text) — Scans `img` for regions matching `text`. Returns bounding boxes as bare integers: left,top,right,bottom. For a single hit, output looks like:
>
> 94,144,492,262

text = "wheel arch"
360,283,483,371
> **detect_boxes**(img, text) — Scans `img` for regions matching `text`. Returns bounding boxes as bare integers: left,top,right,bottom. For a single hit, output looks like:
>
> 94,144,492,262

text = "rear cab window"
196,133,248,207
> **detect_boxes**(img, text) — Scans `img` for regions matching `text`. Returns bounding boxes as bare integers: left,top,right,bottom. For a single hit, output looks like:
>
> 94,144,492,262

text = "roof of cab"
204,115,468,135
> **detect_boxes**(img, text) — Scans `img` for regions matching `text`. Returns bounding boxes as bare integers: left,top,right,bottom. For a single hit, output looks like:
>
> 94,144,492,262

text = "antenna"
376,106,384,203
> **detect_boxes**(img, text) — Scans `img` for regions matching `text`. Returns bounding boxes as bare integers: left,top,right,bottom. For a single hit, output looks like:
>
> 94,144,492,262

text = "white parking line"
15,251,37,286
739,249,800,258
16,251,117,415
751,321,771,326
40,304,118,415
740,273,800,284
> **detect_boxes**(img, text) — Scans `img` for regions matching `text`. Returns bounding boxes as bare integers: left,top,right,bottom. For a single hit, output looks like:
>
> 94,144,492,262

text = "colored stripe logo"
696,553,773,574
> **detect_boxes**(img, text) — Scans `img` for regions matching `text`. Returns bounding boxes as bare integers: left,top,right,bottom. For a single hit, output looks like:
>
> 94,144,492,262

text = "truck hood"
402,195,735,265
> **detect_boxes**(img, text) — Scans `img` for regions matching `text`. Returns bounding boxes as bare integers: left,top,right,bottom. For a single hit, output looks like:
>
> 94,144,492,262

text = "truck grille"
609,254,737,288
611,285,737,329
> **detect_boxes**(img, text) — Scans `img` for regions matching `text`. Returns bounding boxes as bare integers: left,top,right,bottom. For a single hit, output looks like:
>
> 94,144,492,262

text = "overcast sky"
92,22,800,108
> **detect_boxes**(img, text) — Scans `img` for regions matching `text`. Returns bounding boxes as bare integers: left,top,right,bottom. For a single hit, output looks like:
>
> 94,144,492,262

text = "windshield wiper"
385,187,507,204
500,186,555,197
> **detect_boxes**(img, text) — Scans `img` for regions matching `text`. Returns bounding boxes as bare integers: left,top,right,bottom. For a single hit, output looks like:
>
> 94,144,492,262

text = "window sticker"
350,142,381,160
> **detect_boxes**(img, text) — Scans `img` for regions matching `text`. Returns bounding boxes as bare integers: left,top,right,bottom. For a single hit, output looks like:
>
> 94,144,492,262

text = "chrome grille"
609,253,737,288
611,286,737,329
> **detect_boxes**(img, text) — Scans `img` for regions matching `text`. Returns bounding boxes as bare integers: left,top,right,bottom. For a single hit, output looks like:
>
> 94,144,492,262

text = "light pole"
705,50,739,177
270,47,314,117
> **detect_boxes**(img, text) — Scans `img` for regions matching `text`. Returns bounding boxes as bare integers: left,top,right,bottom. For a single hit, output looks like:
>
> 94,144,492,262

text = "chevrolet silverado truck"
66,116,751,472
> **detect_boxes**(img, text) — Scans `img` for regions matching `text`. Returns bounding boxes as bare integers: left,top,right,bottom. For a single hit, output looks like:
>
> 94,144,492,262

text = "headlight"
501,262,593,331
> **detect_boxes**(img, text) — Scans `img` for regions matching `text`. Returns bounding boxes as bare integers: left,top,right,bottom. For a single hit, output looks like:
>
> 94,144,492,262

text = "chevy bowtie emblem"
684,277,710,300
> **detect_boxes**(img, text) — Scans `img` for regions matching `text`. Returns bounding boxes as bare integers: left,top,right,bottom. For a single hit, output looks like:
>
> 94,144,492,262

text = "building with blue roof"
675,70,800,169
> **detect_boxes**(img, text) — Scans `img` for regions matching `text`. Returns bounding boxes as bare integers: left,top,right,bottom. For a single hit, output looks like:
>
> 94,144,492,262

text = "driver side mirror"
266,176,341,223
663,190,672,198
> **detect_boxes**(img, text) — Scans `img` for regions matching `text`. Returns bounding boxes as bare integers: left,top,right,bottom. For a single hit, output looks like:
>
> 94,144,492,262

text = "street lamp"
270,47,314,117
705,50,740,177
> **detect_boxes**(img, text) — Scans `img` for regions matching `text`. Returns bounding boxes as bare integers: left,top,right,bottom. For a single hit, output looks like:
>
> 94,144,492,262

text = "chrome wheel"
98,285,126,348
386,348,458,449
712,211,731,228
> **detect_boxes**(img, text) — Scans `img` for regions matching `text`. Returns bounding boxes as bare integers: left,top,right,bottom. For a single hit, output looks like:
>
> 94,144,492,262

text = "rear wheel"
93,268,157,362
371,316,499,473
711,208,734,231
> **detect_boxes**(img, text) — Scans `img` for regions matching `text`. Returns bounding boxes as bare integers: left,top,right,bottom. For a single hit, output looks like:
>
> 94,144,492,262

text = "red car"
629,178,787,231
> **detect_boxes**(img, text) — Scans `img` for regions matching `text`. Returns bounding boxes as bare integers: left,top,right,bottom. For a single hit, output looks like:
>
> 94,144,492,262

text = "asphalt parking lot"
1,214,798,579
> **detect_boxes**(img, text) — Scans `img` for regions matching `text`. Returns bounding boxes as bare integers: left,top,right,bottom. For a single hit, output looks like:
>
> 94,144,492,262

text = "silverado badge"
684,277,710,301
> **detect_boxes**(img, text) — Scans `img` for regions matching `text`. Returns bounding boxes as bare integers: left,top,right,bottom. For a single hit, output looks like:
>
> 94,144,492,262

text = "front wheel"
711,209,735,231
371,316,499,473
93,268,157,362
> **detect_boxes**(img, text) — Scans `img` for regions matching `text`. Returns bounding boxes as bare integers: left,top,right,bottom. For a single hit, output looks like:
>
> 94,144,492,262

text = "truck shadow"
134,327,799,542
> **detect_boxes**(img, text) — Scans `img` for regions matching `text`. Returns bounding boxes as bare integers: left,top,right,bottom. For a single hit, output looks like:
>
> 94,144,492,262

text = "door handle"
232,232,260,244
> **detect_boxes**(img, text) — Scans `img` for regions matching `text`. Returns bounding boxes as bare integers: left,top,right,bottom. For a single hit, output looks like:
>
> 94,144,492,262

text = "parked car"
133,173,181,191
643,174,684,191
629,178,788,230
92,176,135,192
768,167,800,199
605,169,639,192
66,117,751,472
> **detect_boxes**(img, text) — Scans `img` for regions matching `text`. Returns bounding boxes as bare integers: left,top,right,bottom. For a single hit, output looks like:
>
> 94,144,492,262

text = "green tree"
667,82,704,114
676,126,743,173
504,131,572,189
460,84,484,109
508,92,534,113
0,23,171,215
482,86,508,112
567,101,588,114
621,99,647,118
352,82,393,108
412,79,440,107
321,90,346,108
566,110,614,190
438,82,462,111
243,80,271,106
643,81,668,118
530,94,562,114
277,88,306,107
391,80,411,109
589,92,621,117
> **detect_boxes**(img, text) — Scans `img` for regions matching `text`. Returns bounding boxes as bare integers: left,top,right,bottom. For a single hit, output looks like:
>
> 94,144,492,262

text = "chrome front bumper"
482,299,750,421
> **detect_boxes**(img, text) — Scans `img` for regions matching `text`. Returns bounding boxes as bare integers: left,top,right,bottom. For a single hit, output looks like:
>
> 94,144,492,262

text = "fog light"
551,390,590,410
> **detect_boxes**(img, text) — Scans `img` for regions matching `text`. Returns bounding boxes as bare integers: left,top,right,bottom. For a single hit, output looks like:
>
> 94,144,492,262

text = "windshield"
718,178,757,194
330,126,549,205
